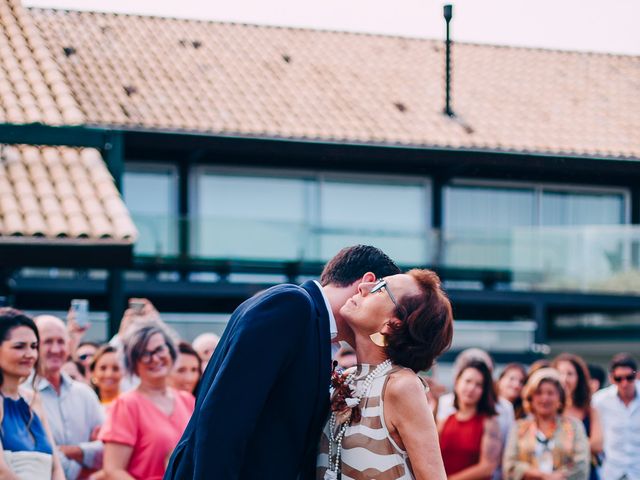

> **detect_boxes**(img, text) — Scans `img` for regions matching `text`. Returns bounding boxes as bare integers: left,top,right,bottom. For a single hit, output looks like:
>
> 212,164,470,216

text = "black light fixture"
443,4,454,117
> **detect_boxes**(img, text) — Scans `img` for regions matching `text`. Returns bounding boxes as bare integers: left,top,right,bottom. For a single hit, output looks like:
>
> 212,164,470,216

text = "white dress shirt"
313,280,340,359
29,373,105,479
593,381,640,480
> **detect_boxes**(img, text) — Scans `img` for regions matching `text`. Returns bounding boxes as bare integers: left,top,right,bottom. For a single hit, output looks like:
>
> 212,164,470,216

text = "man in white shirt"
593,353,640,480
33,315,105,480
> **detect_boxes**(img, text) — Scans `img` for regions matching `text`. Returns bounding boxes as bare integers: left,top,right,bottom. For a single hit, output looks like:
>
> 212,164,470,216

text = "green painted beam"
0,122,111,148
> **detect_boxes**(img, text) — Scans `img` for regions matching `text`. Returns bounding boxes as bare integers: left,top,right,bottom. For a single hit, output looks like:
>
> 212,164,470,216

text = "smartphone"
70,299,89,328
129,299,145,315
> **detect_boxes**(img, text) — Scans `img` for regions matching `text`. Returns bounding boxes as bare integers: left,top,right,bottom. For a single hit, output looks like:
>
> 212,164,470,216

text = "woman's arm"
449,417,501,480
385,372,446,480
0,439,20,480
102,443,135,480
587,407,603,456
26,391,65,480
562,419,589,480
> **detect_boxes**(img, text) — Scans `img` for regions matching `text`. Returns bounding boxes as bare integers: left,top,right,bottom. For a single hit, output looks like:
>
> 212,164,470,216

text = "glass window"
192,173,311,260
541,191,625,225
444,185,535,268
318,179,430,264
123,165,178,256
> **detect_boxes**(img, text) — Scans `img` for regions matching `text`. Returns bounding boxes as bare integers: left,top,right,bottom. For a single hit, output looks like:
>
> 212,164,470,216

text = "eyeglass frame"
369,279,399,307
140,343,169,364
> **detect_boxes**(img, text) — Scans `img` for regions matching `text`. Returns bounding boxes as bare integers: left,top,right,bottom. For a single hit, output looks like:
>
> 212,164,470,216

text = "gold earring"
369,332,387,347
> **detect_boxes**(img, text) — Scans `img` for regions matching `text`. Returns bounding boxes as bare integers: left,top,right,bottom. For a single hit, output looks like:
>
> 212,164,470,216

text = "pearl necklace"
325,359,392,480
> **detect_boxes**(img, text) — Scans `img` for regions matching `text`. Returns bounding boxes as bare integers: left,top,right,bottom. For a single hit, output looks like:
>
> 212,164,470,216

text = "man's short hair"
588,363,606,388
609,353,638,372
320,245,400,287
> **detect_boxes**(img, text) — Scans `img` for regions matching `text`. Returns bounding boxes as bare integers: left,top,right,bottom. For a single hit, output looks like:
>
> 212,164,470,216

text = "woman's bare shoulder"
386,369,425,400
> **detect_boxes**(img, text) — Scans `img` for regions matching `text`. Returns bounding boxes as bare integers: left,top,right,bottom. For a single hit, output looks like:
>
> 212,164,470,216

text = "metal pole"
443,4,454,117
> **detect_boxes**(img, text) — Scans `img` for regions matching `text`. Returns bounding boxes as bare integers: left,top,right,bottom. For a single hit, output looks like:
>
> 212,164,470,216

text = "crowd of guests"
430,349,639,480
0,300,219,480
0,300,638,480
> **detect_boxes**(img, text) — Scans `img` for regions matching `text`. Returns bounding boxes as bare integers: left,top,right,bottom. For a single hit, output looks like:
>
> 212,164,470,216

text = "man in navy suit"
164,245,399,480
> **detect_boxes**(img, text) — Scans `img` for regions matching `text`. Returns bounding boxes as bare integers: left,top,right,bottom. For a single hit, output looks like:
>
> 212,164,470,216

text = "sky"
23,0,640,55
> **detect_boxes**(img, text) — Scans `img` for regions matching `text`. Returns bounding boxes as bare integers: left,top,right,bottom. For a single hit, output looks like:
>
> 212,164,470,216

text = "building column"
107,269,124,339
431,176,445,266
533,300,547,345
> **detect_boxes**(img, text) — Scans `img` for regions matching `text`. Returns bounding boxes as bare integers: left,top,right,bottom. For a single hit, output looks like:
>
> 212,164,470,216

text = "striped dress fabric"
317,364,417,480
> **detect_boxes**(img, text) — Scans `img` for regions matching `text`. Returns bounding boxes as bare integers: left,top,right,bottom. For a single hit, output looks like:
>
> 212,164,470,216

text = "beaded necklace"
325,359,393,480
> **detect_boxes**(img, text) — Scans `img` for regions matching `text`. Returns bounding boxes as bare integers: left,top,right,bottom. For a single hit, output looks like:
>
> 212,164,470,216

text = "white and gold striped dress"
317,364,417,480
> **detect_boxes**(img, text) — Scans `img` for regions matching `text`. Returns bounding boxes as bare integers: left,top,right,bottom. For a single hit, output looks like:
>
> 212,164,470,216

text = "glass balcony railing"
130,215,640,294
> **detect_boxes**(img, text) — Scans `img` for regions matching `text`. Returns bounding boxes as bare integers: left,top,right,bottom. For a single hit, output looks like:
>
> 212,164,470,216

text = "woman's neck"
0,374,22,399
138,378,168,395
353,332,388,366
535,413,558,431
100,387,120,404
456,402,478,419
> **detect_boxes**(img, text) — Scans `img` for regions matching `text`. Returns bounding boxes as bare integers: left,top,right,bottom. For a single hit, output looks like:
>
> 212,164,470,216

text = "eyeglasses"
369,279,399,308
612,373,636,383
140,344,169,364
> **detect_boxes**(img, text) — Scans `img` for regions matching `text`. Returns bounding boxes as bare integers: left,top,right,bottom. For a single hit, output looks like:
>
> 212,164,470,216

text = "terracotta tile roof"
0,144,137,241
1,1,638,159
0,0,84,125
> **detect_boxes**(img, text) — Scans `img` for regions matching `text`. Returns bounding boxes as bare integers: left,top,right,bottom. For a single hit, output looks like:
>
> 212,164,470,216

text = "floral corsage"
330,367,360,424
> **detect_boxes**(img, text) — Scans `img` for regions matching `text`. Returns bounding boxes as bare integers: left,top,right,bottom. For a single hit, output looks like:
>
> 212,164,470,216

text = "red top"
439,412,489,478
99,388,195,480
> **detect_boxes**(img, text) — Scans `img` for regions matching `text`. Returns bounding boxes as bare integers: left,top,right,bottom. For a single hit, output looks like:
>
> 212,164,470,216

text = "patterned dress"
317,364,420,480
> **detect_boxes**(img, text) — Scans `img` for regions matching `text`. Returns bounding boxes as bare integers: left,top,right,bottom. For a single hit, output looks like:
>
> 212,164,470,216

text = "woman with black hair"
439,360,501,480
552,353,603,480
498,363,527,420
0,307,64,479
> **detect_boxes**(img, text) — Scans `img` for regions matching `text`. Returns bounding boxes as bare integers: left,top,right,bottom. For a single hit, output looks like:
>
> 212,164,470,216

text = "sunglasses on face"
613,373,636,383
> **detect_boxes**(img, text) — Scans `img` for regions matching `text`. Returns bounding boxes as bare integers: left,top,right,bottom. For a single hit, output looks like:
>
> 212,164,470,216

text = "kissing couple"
165,245,454,480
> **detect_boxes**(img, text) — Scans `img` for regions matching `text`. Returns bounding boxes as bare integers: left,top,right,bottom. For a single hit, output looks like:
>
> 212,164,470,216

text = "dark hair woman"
89,345,122,410
0,307,64,479
439,359,501,480
497,363,527,419
316,269,454,480
168,342,202,395
552,353,603,480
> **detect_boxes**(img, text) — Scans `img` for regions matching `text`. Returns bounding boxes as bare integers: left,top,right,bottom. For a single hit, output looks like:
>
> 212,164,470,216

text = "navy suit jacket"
164,281,332,480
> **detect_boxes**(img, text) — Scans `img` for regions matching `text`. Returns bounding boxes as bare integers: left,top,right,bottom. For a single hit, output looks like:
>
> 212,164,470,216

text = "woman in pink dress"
99,323,194,480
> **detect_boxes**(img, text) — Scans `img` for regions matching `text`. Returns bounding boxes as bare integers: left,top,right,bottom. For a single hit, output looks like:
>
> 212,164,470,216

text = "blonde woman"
503,368,589,480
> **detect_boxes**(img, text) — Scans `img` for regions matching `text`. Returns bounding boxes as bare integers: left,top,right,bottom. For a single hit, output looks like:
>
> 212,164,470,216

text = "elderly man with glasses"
593,353,640,480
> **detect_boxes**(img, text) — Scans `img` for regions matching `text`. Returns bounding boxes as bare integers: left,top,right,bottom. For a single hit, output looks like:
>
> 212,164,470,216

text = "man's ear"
361,271,376,283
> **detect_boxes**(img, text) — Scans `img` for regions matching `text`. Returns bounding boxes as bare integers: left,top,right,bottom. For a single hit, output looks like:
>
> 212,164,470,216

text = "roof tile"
0,144,137,241
1,1,638,159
